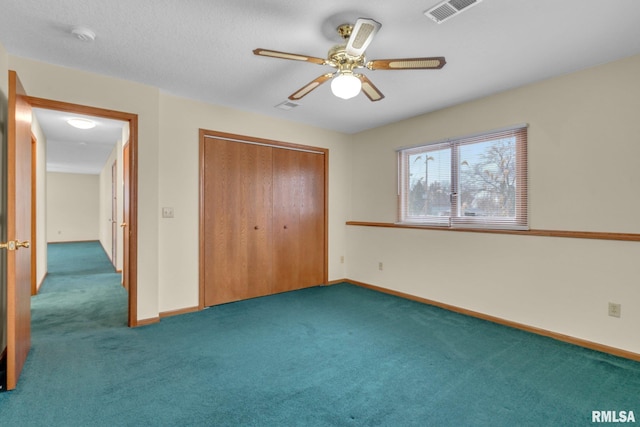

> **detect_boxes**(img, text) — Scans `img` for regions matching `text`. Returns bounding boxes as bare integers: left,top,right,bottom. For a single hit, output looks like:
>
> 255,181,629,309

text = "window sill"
345,221,640,242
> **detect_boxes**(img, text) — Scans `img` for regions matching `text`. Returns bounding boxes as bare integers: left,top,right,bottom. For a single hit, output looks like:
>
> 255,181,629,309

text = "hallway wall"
31,115,47,288
46,172,100,242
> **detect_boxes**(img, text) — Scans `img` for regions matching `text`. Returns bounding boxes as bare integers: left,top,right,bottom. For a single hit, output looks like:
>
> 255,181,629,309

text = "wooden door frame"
30,133,37,295
122,142,131,292
26,96,140,327
198,129,329,309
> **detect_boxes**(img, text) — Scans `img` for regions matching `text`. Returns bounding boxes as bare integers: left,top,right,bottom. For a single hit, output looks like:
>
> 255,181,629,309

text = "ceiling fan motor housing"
327,44,365,72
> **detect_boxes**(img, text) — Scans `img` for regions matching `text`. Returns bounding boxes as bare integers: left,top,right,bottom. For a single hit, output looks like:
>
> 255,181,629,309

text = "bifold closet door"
203,138,274,306
272,148,325,293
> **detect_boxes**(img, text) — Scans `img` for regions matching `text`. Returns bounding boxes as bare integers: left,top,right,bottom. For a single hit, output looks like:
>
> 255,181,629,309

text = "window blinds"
398,124,528,230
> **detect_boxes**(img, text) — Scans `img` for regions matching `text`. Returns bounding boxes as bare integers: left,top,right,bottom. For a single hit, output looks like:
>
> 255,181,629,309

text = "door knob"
0,240,29,250
120,222,128,228
16,240,30,249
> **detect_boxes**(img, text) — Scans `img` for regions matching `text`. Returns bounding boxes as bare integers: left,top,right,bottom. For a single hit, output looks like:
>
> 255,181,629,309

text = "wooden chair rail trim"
346,221,640,242
341,279,640,362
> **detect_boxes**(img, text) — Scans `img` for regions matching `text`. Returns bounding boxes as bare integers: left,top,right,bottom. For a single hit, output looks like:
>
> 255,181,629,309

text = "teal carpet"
1,242,639,426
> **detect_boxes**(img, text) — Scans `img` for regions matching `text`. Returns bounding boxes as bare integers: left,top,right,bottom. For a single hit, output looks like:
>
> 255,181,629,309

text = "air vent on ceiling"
424,0,483,24
71,26,96,42
275,100,300,111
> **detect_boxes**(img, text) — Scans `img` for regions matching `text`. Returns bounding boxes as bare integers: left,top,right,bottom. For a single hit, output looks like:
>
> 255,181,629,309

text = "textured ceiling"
3,0,640,172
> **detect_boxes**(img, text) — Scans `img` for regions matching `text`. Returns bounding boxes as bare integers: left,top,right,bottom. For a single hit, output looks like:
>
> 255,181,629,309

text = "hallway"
32,241,127,332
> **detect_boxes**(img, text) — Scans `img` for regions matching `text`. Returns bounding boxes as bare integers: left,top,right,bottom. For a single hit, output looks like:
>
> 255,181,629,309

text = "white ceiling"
3,0,640,172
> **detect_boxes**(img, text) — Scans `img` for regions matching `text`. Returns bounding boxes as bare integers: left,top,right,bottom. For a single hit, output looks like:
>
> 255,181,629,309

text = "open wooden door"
2,70,32,391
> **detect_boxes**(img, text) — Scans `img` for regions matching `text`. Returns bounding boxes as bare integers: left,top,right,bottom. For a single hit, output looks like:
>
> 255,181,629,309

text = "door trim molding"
30,133,37,295
25,96,140,327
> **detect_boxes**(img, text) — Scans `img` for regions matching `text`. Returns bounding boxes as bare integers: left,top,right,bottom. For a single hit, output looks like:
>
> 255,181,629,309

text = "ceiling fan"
253,18,446,102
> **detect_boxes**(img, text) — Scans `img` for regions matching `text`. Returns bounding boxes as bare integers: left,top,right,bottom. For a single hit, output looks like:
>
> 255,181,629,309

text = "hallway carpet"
0,242,639,426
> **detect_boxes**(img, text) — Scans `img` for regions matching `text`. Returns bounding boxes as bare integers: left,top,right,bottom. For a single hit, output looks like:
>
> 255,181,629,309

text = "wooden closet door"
272,148,325,293
203,138,273,306
297,150,325,286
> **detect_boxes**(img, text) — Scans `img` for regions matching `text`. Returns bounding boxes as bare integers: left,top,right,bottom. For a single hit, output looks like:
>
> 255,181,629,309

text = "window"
398,124,528,230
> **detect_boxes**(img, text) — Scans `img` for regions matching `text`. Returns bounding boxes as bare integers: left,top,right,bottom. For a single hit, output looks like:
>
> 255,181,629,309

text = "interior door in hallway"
272,148,325,293
203,137,274,306
111,160,117,267
2,71,33,391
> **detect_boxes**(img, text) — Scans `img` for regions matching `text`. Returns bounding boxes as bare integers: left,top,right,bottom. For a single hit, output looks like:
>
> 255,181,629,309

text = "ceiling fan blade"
367,57,446,70
345,18,381,57
253,48,326,65
356,74,385,102
288,73,334,100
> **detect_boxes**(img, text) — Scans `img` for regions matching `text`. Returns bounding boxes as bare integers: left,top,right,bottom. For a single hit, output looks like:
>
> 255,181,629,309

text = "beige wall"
31,115,47,288
348,54,640,353
0,41,7,95
46,172,100,242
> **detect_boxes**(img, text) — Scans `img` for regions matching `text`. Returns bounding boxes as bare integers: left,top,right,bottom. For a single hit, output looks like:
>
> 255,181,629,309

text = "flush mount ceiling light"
330,71,362,100
71,26,96,42
67,118,96,129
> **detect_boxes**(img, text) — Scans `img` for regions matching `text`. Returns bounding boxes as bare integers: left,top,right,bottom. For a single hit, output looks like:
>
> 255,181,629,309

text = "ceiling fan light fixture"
67,118,96,129
331,72,362,100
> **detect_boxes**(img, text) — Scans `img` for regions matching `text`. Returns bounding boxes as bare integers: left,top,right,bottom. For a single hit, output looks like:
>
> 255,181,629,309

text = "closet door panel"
297,150,325,287
243,142,274,300
272,148,325,293
272,148,301,292
203,139,273,306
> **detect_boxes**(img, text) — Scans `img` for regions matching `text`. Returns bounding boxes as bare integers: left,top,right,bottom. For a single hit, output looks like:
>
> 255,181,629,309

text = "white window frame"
397,124,528,231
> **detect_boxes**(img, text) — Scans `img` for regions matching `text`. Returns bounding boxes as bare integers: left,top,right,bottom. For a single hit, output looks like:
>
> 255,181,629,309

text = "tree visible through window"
398,125,528,230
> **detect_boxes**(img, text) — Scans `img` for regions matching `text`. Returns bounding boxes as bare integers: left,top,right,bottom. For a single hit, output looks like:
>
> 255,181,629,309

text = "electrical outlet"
378,262,383,271
340,256,344,264
162,207,174,218
608,302,621,318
